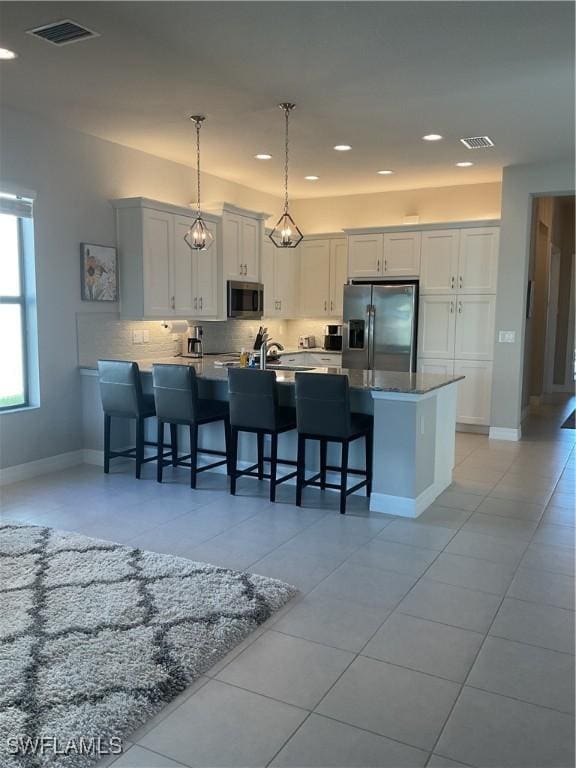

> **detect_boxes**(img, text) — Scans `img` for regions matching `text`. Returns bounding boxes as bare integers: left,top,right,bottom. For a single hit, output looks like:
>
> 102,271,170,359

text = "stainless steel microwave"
227,280,264,319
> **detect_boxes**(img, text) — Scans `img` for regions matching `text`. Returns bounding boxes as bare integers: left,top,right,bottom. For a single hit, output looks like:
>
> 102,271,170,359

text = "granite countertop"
80,355,463,395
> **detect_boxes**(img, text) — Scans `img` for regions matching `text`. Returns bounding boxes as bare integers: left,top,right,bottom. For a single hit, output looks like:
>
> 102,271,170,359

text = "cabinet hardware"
194,297,197,310
451,276,455,289
330,300,334,312
324,300,327,312
279,300,282,310
458,301,462,313
450,301,454,313
199,296,203,310
171,296,175,310
377,259,380,272
459,275,463,288
384,259,388,272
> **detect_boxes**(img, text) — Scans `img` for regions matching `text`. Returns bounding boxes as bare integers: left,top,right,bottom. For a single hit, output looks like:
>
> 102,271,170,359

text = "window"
0,192,35,411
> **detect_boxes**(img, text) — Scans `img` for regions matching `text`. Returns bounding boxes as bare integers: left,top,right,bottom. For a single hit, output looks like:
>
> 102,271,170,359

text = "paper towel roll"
165,320,189,334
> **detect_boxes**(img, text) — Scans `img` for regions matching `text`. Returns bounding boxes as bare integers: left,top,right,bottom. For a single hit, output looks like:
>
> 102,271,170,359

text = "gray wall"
0,107,279,470
491,161,575,432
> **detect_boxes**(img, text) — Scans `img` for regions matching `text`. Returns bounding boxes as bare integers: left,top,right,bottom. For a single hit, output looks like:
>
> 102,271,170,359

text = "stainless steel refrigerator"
342,281,418,371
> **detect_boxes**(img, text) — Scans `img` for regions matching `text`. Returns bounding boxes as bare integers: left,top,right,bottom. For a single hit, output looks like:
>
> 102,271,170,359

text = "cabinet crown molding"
203,201,271,220
344,219,500,235
110,197,220,223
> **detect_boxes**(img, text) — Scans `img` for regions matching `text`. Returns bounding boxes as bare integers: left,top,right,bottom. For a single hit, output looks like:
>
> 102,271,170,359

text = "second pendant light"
269,103,303,249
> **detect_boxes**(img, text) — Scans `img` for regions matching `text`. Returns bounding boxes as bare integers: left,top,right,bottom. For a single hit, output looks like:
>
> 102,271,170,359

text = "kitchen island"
80,356,462,518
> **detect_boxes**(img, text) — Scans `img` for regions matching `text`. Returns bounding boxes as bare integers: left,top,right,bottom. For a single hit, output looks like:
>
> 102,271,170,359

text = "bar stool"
97,360,173,479
152,364,230,488
227,368,297,501
295,372,373,514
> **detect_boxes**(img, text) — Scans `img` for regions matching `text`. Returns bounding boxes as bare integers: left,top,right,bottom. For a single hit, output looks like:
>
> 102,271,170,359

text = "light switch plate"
142,330,150,343
498,331,516,343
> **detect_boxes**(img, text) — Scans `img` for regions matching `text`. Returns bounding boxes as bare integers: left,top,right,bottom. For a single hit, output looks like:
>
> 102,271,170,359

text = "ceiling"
0,2,574,198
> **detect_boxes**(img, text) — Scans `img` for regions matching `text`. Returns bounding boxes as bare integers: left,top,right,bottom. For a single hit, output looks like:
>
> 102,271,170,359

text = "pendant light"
184,115,214,251
269,103,303,248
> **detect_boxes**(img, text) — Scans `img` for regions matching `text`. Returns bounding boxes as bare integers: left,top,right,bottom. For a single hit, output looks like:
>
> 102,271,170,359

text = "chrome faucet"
259,332,268,370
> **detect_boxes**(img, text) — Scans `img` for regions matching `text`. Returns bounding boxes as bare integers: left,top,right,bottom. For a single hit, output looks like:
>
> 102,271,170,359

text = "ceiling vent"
27,19,99,46
460,136,495,149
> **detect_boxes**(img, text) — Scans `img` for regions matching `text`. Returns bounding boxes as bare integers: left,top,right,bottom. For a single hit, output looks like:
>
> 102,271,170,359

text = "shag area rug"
0,523,297,768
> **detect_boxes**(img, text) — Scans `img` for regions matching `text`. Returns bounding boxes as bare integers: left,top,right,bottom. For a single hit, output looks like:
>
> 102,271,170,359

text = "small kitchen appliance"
323,324,343,351
298,335,316,349
181,323,204,359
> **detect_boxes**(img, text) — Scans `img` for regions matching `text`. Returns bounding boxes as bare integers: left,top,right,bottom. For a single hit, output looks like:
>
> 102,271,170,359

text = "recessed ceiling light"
456,161,474,167
377,169,394,175
0,47,17,60
422,134,443,141
305,175,319,181
254,153,272,160
334,144,352,151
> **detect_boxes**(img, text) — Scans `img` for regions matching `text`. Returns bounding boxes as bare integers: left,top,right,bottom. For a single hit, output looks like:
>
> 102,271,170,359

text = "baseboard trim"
489,426,522,441
0,450,85,487
370,482,444,519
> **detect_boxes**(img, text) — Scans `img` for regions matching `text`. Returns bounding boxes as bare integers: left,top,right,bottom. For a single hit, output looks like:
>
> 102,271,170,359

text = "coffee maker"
181,323,203,359
323,324,343,351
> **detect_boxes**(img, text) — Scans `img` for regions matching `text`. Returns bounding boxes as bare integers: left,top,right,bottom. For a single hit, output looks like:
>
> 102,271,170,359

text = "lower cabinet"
417,357,493,426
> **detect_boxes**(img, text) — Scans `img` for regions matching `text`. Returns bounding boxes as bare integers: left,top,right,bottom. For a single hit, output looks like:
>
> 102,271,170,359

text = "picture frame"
80,243,118,301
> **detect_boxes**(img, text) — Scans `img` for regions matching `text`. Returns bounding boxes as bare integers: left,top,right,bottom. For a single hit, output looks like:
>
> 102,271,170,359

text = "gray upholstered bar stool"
227,368,297,501
97,359,174,479
295,372,373,514
152,364,231,488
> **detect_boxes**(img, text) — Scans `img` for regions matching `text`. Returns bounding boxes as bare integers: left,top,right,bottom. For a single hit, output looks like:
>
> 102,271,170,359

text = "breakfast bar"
80,358,462,518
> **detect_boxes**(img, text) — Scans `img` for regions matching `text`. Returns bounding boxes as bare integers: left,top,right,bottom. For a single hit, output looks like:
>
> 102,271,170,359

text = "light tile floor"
1,400,574,767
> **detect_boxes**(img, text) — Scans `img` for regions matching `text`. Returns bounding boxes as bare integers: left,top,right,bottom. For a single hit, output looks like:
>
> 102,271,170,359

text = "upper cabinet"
114,198,220,320
262,235,299,318
298,237,347,317
209,203,268,283
329,238,348,316
348,232,420,278
347,234,383,277
420,226,499,295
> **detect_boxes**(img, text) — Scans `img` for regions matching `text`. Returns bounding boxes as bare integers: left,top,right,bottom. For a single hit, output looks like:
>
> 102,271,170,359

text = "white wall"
290,182,502,232
490,161,575,434
0,107,280,470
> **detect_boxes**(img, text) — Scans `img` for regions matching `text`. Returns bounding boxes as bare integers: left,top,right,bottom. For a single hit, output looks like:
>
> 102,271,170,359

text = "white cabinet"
298,237,347,317
417,358,455,377
383,232,421,276
420,230,460,294
454,295,496,360
115,198,220,320
454,360,493,425
262,236,298,318
348,234,383,277
458,227,499,294
220,208,263,282
418,295,456,358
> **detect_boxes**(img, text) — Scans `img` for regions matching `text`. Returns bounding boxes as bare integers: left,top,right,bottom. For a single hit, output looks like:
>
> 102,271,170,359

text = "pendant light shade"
185,115,214,252
270,103,303,249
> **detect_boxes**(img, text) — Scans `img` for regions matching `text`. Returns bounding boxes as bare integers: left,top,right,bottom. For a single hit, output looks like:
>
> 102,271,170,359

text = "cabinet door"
417,358,455,377
348,234,383,277
458,227,499,294
276,246,299,317
420,230,460,294
195,221,219,316
241,216,260,281
383,232,421,276
172,216,196,316
143,209,173,316
299,240,330,316
454,360,493,425
454,295,496,360
418,295,456,358
329,239,347,316
223,213,242,279
261,237,277,316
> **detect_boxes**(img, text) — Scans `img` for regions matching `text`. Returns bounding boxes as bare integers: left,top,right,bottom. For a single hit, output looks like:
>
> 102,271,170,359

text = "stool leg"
366,427,373,496
103,414,111,474
296,435,305,507
170,424,178,467
135,417,144,479
189,423,198,489
257,432,265,481
340,440,349,514
223,418,232,476
320,439,327,490
269,433,278,502
157,420,164,483
230,427,239,495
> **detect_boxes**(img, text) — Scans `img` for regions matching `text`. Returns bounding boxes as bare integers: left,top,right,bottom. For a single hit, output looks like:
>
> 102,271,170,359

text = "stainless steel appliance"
227,280,264,319
299,335,316,349
342,282,418,371
181,324,204,359
323,324,343,351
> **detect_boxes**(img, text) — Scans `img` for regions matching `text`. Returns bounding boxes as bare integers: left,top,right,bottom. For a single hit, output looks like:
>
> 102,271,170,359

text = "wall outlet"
142,330,150,343
498,331,516,343
132,330,143,344
171,334,180,342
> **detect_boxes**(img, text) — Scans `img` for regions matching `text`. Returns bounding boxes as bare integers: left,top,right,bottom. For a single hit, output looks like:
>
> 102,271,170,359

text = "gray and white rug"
0,523,297,768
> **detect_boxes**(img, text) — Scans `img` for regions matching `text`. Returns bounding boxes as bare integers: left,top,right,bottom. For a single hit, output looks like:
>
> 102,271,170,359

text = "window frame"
0,215,29,411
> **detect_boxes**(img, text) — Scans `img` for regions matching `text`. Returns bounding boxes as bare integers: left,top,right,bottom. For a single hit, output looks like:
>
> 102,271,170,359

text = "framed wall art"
80,243,118,301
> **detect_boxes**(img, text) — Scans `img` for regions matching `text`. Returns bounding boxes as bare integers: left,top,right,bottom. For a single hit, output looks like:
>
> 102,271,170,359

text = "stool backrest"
152,364,198,423
228,368,278,431
295,372,351,438
97,360,144,418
